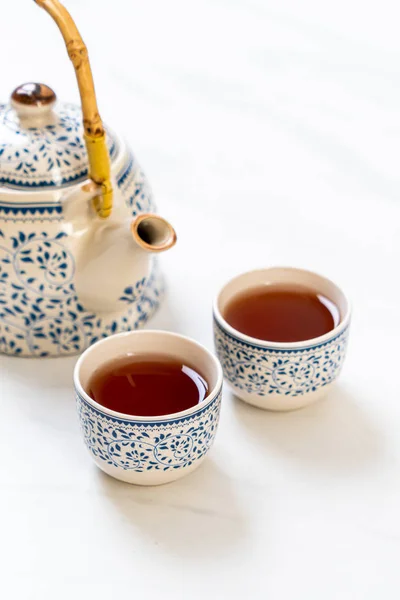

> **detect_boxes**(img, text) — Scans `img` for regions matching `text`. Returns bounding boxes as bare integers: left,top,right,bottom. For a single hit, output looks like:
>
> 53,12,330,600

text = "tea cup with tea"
74,330,223,485
213,267,350,411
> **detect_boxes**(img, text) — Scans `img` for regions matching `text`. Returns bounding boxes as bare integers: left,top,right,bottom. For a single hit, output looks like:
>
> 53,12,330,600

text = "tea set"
0,0,351,486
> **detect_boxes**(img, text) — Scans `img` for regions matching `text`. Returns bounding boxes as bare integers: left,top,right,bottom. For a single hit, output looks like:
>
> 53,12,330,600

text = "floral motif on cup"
214,320,349,397
76,391,222,472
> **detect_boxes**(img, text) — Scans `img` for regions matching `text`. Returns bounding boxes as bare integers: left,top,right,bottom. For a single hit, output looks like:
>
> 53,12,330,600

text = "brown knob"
11,83,56,107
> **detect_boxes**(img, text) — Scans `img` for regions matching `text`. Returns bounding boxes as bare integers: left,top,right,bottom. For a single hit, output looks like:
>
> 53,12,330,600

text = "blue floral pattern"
0,153,163,356
76,389,222,473
119,278,147,304
0,234,162,357
0,103,118,188
11,230,74,296
117,157,154,216
214,320,349,398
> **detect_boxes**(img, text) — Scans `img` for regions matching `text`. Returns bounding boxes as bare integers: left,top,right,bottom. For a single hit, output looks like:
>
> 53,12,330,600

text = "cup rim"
74,329,223,422
213,266,351,349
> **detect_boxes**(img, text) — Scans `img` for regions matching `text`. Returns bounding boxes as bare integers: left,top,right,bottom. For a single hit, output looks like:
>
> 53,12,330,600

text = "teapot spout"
73,212,176,315
131,214,177,253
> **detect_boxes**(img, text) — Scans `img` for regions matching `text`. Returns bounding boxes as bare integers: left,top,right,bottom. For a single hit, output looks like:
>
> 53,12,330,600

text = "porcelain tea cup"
74,330,223,485
213,267,350,411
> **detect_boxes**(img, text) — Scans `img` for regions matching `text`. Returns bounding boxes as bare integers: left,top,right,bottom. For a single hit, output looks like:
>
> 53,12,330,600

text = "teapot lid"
0,83,118,190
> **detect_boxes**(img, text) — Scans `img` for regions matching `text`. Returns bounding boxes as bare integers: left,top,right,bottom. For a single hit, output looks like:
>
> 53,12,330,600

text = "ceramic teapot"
0,0,176,357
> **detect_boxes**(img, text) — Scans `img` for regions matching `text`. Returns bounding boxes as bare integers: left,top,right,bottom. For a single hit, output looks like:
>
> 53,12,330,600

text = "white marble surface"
1,0,400,598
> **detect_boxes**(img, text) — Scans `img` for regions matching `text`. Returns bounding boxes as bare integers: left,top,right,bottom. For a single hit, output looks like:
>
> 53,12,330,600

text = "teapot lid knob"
11,82,56,116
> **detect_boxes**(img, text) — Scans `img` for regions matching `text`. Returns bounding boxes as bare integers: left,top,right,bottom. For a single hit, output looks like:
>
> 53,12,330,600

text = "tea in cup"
74,330,223,485
213,267,350,411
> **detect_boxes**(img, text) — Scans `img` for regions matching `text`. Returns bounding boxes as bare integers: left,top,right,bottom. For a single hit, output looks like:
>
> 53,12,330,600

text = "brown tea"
223,284,340,343
87,354,209,417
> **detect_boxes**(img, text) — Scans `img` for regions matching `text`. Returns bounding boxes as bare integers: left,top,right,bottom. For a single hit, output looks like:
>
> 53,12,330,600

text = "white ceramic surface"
214,267,350,410
1,1,400,598
74,330,223,485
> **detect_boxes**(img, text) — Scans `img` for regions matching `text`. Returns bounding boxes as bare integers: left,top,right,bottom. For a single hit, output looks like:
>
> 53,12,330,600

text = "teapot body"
0,132,163,357
0,0,175,358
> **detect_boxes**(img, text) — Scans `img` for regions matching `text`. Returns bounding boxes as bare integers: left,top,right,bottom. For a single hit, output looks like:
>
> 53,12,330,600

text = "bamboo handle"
34,0,113,218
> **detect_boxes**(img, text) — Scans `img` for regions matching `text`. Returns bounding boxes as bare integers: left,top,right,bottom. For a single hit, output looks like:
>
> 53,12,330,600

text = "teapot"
0,0,176,357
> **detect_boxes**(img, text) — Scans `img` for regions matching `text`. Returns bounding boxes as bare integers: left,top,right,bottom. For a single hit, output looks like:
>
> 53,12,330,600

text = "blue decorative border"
75,387,222,427
0,153,133,217
0,140,118,190
0,170,89,190
0,201,62,216
214,317,349,354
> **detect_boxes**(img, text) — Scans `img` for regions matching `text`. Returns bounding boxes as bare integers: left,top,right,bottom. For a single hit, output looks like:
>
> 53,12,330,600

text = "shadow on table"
97,458,250,559
231,385,383,475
